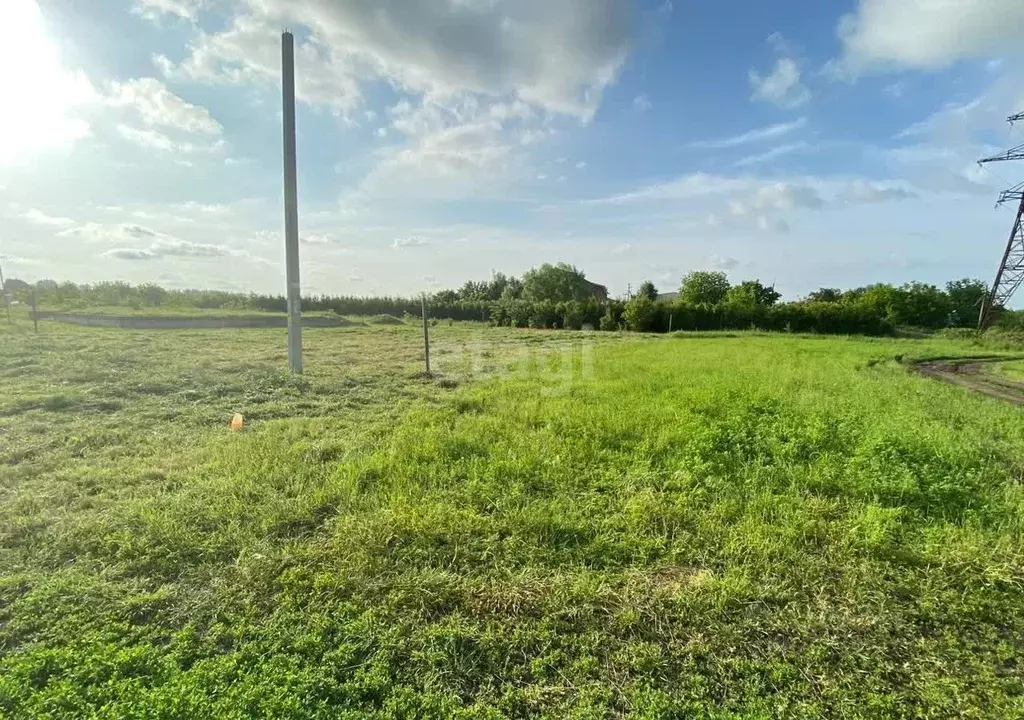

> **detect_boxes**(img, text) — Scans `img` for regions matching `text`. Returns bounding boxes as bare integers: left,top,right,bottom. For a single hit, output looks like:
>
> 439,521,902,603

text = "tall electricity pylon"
977,112,1024,329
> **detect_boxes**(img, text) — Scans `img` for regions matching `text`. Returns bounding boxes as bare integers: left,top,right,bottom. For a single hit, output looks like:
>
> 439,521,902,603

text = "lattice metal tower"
977,111,1024,329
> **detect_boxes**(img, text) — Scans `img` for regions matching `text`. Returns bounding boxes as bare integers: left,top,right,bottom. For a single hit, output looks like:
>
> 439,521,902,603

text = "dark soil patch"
910,356,1024,406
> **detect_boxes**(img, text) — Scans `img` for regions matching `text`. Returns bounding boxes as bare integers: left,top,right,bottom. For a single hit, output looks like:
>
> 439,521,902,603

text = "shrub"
623,296,658,332
561,301,585,331
367,314,405,325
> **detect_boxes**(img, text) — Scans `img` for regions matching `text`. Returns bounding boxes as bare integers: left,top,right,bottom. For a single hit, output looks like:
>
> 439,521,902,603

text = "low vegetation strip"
1,325,1022,717
32,311,356,329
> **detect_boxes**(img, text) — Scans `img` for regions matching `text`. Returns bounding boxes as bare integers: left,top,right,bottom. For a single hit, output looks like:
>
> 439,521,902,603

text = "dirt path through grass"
911,356,1024,406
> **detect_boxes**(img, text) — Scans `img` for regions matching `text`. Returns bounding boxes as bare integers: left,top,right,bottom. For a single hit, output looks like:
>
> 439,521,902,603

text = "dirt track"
911,357,1024,406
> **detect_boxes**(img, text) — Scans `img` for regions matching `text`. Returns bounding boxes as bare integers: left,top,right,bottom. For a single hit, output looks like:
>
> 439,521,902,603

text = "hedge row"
487,298,895,336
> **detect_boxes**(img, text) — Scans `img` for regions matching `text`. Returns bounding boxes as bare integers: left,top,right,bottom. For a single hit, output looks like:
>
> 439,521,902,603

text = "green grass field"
995,359,1024,383
1,322,1022,718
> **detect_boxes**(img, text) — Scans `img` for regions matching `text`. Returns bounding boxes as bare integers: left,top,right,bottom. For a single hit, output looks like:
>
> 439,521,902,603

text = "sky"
1,0,1024,303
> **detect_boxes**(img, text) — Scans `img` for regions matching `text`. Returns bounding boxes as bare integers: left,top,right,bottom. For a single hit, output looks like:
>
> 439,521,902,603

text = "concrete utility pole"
0,260,9,325
282,30,303,373
421,294,431,376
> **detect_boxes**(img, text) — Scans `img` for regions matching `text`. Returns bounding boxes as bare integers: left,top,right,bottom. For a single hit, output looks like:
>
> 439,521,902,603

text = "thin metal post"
669,314,673,333
31,290,38,332
282,31,302,373
0,261,8,325
422,295,431,376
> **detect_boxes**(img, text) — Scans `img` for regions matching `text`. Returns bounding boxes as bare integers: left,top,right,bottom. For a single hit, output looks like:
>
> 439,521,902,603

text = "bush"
623,296,659,332
528,301,558,329
367,314,405,325
561,301,585,330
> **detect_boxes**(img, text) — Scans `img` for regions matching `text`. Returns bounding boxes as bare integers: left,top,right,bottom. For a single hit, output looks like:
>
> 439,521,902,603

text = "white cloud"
586,173,750,205
117,125,176,152
353,96,549,200
886,143,997,196
301,232,337,245
576,161,588,169
895,95,993,142
845,179,916,203
757,215,790,234
633,94,652,112
102,231,246,262
883,82,906,99
690,117,807,149
165,0,631,121
132,0,203,23
108,77,222,135
708,254,740,270
733,142,809,168
750,57,811,109
586,172,917,215
754,182,825,211
104,248,157,261
392,237,428,249
20,209,75,227
839,0,1024,72
65,222,250,264
116,123,224,154
160,14,362,116
60,222,163,244
149,238,231,257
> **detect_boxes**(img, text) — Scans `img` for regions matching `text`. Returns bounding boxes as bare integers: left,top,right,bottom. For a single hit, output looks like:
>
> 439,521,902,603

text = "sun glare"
0,0,96,165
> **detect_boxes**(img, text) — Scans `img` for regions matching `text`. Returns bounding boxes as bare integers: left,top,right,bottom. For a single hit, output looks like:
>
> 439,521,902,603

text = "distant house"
657,292,679,302
584,281,609,301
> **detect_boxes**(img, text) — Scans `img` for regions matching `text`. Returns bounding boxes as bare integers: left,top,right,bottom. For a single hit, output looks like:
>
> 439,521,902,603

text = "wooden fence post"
31,290,38,333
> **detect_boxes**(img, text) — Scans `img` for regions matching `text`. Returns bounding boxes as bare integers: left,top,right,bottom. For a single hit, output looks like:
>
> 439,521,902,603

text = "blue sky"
1,0,1023,303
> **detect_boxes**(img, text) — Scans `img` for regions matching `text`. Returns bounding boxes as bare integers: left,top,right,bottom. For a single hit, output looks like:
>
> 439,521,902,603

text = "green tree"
678,271,730,305
807,288,842,303
725,280,781,308
850,283,952,328
892,282,952,328
458,280,488,301
139,283,167,307
945,278,988,327
637,280,658,301
431,289,460,304
522,263,591,303
623,296,659,332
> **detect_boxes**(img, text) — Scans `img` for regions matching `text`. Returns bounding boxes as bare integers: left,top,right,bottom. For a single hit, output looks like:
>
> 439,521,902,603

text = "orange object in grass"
230,413,244,430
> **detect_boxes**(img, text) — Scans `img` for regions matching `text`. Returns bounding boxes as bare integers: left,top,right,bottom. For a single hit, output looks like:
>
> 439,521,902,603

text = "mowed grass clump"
995,359,1024,382
0,323,1023,718
366,314,406,326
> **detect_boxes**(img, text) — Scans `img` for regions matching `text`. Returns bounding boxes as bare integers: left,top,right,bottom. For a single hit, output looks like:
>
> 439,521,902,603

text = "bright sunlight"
0,0,96,165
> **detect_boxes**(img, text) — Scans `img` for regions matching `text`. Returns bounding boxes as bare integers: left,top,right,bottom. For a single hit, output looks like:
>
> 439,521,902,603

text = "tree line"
7,264,1022,336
